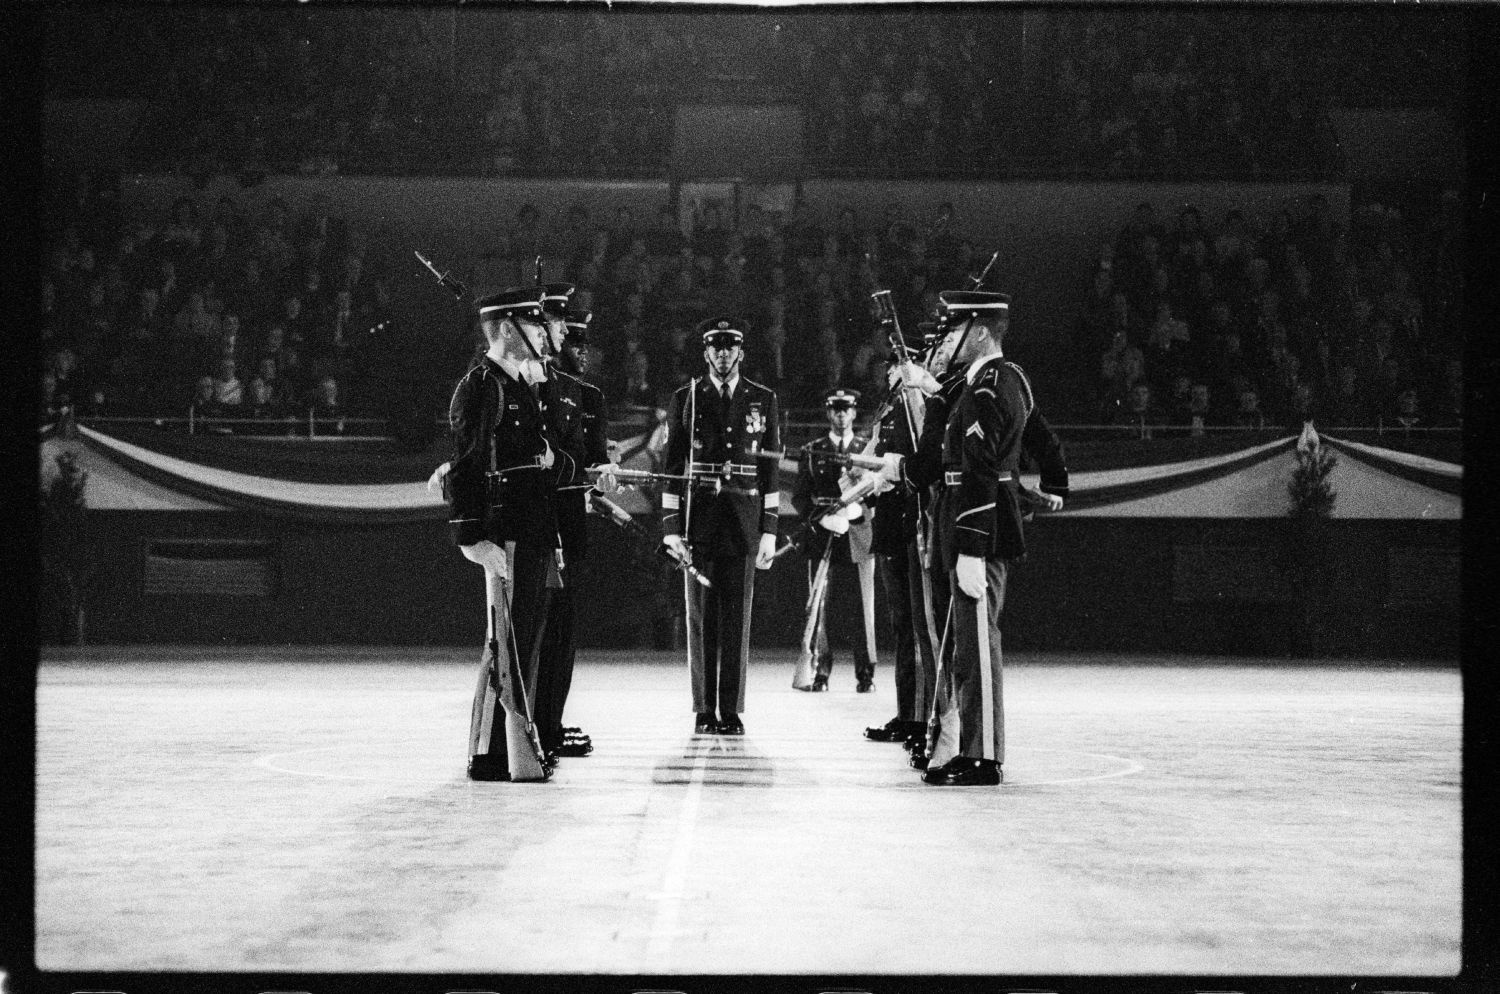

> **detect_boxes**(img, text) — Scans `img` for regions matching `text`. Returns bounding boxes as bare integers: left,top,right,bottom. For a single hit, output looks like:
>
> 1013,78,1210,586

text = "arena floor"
35,648,1461,978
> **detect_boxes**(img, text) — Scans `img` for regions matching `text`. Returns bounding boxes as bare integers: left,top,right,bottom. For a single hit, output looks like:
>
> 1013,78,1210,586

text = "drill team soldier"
445,286,579,782
661,318,782,736
864,323,941,745
885,290,1067,786
792,389,879,693
534,283,618,762
872,314,971,765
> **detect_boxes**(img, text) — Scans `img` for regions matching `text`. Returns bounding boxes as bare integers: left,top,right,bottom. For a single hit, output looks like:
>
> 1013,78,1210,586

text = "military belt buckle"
720,461,733,481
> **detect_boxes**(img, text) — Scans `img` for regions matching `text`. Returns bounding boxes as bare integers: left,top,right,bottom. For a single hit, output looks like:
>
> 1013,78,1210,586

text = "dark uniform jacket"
545,368,610,565
661,374,781,558
940,355,1068,567
445,356,576,547
870,387,918,556
792,432,875,564
899,369,969,537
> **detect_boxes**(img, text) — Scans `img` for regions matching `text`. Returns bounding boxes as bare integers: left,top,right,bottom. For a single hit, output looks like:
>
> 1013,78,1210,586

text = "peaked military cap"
478,286,545,321
824,388,861,409
563,304,592,343
938,290,1010,315
698,316,745,347
539,282,576,317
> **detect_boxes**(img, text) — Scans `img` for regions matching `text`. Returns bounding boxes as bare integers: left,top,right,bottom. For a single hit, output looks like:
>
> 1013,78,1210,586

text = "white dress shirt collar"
707,371,740,397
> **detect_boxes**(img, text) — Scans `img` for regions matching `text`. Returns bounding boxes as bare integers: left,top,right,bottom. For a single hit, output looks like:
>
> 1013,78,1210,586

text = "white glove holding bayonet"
818,511,850,535
755,532,778,570
895,360,940,396
663,534,692,567
591,462,623,494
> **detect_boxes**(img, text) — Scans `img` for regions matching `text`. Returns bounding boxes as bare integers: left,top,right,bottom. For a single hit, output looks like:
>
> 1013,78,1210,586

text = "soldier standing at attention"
534,283,619,763
661,318,782,736
882,290,1067,786
444,286,577,782
791,388,879,693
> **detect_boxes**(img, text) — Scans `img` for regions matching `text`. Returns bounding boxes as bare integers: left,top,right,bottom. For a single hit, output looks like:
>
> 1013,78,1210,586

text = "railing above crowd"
61,411,1462,453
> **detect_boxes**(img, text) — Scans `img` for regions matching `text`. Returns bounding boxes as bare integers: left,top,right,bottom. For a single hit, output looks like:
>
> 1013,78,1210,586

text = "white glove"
819,513,850,535
538,438,555,469
956,554,987,600
898,361,940,396
592,462,623,494
425,461,452,493
878,451,904,484
460,539,510,581
755,532,779,570
663,534,691,567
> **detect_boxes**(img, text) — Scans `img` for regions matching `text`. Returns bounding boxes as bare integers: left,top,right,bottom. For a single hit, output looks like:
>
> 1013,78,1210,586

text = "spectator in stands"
254,356,293,411
40,370,61,422
1231,382,1267,430
47,348,88,414
1144,299,1191,379
1098,329,1147,421
1113,381,1168,438
190,375,221,419
1177,381,1218,437
243,376,281,422
298,375,345,434
218,313,243,361
211,357,245,410
173,289,222,348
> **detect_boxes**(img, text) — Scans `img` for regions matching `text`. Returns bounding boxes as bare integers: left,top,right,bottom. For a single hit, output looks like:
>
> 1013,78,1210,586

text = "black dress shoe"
909,752,929,771
922,756,1002,786
810,675,828,692
694,713,718,734
466,756,511,782
902,731,925,753
864,716,906,741
856,678,875,693
717,714,745,736
556,738,593,757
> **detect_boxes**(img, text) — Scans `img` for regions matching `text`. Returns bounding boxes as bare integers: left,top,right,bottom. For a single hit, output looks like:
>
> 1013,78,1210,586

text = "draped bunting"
57,423,1460,524
1323,435,1462,496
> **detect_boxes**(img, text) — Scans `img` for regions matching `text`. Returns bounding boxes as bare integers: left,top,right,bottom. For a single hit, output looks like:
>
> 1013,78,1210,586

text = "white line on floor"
643,748,708,964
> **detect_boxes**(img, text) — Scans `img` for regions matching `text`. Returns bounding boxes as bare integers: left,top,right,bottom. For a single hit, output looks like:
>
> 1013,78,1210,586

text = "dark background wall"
61,510,1459,660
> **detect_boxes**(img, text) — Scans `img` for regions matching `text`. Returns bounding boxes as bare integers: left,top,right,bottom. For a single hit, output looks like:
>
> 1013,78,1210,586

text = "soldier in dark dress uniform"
444,286,580,782
887,290,1067,786
871,312,971,764
660,318,782,736
792,388,879,693
534,283,620,761
864,323,945,746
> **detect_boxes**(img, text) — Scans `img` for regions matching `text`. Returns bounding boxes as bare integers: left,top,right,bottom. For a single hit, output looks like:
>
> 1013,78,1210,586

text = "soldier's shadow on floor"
651,733,777,787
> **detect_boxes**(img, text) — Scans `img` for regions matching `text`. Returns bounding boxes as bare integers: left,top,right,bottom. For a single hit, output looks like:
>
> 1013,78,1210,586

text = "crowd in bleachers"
1080,193,1465,435
41,176,385,432
42,169,1463,437
44,7,1427,182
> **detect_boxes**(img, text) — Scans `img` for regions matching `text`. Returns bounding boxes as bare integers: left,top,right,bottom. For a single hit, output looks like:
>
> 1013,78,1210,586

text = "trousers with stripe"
685,555,756,716
809,557,878,681
947,557,1009,764
925,493,958,764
